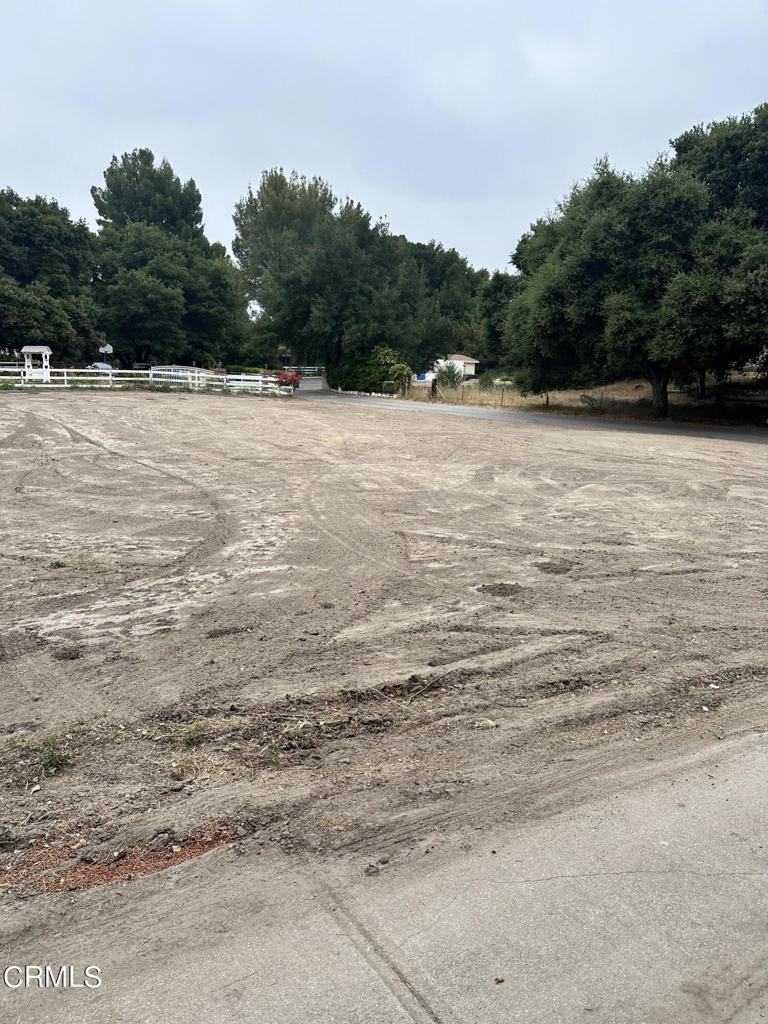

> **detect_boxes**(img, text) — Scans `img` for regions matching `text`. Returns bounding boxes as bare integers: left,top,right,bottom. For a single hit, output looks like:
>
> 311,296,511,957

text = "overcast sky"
2,0,767,269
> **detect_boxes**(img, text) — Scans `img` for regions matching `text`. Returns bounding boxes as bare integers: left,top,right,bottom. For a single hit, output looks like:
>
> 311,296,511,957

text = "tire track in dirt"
2,408,293,645
48,414,232,567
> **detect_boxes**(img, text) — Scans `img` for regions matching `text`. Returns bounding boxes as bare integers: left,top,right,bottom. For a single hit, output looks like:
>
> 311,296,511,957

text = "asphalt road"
5,731,768,1023
298,390,768,446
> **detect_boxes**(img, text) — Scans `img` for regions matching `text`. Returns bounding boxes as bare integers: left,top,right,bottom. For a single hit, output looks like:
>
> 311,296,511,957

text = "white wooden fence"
0,364,294,396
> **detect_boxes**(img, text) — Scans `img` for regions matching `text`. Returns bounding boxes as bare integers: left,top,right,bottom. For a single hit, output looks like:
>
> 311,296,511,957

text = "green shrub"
327,346,412,393
225,365,267,375
181,723,205,747
436,362,464,388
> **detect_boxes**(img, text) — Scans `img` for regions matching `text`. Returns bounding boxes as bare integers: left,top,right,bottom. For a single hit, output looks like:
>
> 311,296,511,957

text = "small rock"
29,784,40,795
360,715,384,727
364,863,380,876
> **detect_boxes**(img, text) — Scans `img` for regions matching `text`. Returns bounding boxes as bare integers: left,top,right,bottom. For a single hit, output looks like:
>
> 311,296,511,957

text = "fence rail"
0,365,294,396
282,365,325,377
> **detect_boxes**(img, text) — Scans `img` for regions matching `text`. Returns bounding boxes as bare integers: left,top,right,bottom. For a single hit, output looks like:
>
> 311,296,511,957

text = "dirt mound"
476,582,523,597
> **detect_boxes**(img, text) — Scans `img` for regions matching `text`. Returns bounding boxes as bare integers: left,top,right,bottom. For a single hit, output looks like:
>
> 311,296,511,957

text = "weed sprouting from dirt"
181,723,205,748
39,734,70,774
3,732,74,786
267,737,286,765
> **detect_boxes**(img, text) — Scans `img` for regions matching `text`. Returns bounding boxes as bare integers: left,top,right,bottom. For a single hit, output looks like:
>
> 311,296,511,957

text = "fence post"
500,386,505,408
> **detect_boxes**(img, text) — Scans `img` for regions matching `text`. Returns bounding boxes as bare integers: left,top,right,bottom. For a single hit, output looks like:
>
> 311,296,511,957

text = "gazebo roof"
21,345,52,355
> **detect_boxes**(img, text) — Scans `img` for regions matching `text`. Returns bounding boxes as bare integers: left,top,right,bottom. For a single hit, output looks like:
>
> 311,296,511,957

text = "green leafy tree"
598,162,711,415
672,104,768,227
505,161,628,397
660,211,768,395
94,222,246,366
91,148,204,238
92,153,249,367
479,270,521,368
505,151,768,416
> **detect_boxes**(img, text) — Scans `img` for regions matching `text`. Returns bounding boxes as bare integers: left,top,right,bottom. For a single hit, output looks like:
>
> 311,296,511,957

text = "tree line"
0,150,508,379
1,103,766,411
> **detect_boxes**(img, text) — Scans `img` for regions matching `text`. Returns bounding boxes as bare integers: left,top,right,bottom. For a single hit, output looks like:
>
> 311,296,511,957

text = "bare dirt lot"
2,389,768,901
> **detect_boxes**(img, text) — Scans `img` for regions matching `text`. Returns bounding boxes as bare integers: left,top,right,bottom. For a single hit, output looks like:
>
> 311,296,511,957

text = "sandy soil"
2,390,768,895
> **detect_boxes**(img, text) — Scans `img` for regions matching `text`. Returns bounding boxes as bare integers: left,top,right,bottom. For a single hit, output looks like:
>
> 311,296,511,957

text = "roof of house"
447,353,478,363
21,345,52,354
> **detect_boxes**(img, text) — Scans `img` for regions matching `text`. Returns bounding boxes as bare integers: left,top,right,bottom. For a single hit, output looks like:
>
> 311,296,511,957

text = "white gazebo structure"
21,346,52,383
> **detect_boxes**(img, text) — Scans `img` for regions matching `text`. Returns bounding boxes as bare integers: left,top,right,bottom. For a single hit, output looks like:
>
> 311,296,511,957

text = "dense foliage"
327,345,412,393
91,149,206,239
91,150,253,367
0,151,256,368
233,169,489,373
0,189,101,361
505,104,768,415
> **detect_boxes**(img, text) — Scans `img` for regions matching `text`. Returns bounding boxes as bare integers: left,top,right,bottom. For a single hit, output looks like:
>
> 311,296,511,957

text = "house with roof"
413,353,480,385
446,354,479,378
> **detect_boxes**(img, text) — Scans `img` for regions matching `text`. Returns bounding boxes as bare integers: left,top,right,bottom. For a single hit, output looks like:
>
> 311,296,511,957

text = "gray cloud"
2,0,766,269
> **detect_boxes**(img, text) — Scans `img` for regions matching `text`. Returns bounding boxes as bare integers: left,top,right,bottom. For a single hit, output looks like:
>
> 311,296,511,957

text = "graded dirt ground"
1,390,768,1020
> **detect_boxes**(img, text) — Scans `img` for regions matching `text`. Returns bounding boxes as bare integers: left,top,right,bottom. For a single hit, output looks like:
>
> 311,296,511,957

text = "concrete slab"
4,733,768,1023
